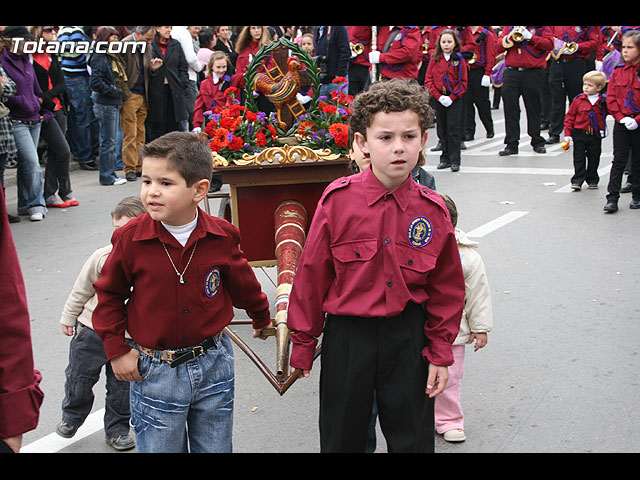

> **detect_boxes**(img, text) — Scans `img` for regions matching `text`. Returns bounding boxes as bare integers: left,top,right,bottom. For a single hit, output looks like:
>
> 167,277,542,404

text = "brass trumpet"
564,42,579,54
422,43,429,55
350,42,364,55
510,26,527,43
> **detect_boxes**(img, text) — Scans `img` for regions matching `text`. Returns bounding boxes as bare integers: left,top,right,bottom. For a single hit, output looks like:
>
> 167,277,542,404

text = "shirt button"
183,335,188,341
408,259,414,265
387,281,393,287
384,237,391,244
355,252,360,258
183,308,189,313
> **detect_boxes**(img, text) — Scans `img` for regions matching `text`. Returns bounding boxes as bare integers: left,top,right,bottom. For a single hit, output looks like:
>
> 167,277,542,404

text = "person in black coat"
148,26,189,140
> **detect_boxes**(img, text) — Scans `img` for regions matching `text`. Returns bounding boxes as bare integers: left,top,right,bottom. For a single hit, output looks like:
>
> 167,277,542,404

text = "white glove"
595,60,603,71
566,136,573,145
522,28,533,41
481,75,491,87
439,95,453,107
192,127,201,134
369,50,381,64
621,117,639,130
296,93,312,105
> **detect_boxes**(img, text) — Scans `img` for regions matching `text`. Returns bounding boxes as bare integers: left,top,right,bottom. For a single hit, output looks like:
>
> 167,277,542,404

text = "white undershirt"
162,211,198,247
587,93,599,105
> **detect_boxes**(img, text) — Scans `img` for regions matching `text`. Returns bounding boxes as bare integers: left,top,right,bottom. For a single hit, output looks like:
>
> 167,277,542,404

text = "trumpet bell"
565,42,578,54
511,27,526,43
350,42,364,55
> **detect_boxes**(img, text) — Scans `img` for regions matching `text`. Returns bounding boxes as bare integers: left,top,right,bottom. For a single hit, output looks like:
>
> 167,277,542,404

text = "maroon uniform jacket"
347,26,372,68
607,61,640,124
461,26,498,76
92,208,271,360
375,26,422,79
287,167,465,372
551,26,599,60
564,92,607,137
497,26,554,69
425,54,468,101
0,189,44,439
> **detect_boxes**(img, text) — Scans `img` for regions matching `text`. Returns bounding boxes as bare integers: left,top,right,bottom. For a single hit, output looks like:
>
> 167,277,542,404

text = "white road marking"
466,211,529,238
20,408,106,453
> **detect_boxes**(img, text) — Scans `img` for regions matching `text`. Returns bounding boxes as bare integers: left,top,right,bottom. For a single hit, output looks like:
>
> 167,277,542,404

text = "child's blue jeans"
128,333,235,453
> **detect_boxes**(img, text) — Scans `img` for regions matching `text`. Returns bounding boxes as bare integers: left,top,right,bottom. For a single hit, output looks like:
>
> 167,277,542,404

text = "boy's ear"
192,178,210,203
354,131,368,155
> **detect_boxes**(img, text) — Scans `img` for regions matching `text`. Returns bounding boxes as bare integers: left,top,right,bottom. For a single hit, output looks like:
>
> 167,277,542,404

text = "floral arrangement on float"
199,38,353,166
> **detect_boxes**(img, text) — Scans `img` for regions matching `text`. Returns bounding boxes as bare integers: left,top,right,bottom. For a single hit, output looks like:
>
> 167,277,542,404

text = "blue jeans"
129,333,235,453
64,74,95,164
12,121,47,216
92,102,120,185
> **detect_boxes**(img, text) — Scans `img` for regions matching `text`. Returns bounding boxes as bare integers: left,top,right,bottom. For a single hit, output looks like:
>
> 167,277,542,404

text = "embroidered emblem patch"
408,216,433,247
204,267,221,299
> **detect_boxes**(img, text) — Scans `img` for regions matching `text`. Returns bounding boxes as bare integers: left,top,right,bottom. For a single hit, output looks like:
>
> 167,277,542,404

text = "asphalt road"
5,99,640,454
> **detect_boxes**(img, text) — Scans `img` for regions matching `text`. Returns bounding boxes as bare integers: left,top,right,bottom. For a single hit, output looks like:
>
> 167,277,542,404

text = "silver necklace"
162,240,198,284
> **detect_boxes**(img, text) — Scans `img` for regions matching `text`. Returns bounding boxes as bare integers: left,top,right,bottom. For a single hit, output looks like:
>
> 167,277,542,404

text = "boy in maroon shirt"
563,70,608,190
92,132,271,452
287,79,465,452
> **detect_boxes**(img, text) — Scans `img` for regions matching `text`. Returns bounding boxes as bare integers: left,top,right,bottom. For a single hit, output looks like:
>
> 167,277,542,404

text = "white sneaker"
112,178,127,186
29,212,44,222
443,429,466,442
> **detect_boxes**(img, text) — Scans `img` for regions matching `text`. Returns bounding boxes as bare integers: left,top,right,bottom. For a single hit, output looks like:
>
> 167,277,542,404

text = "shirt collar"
132,206,227,248
361,167,413,212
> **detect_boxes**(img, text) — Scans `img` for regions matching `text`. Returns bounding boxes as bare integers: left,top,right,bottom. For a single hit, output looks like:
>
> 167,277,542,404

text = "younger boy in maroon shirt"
563,70,608,190
287,79,465,452
92,132,271,452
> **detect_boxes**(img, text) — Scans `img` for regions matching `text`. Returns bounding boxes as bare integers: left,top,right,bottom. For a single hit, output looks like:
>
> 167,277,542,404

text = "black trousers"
548,58,588,137
607,122,640,202
432,96,463,166
348,62,371,97
502,67,546,149
464,67,494,138
571,129,602,186
319,302,434,453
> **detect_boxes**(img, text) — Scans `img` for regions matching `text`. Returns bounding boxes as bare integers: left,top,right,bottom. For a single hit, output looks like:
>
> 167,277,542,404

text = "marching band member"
546,26,600,144
461,26,497,140
369,26,422,81
347,26,372,96
496,26,554,156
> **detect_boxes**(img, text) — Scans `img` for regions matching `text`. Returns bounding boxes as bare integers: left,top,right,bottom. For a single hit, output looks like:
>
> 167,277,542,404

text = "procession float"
198,37,357,394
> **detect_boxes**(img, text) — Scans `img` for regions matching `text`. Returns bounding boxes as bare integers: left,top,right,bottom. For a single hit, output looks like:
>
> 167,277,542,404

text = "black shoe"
486,130,495,139
56,421,79,438
630,200,640,209
499,146,518,156
571,184,581,191
437,161,451,169
78,161,98,171
533,145,547,154
621,182,632,193
431,142,443,152
588,184,598,190
603,201,618,213
7,212,21,223
125,172,137,182
545,135,559,144
451,164,460,172
460,142,467,150
106,434,136,451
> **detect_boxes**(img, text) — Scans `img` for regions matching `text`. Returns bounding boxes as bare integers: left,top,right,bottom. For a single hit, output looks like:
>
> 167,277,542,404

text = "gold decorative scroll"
212,144,342,167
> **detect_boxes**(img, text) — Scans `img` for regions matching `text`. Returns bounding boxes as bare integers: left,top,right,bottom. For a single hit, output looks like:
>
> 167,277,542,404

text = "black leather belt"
138,332,223,368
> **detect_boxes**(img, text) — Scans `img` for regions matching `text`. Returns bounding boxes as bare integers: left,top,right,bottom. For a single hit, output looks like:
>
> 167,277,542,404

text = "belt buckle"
192,345,205,358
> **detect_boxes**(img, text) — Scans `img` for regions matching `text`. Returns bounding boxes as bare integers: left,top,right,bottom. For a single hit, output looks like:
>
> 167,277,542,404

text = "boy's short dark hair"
438,192,458,228
112,196,146,220
139,132,213,187
349,79,435,139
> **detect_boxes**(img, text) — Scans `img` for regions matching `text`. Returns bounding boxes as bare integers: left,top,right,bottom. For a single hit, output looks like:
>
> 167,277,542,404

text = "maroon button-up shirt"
287,168,465,371
607,61,640,124
564,93,607,137
93,208,271,360
376,26,422,80
498,26,554,69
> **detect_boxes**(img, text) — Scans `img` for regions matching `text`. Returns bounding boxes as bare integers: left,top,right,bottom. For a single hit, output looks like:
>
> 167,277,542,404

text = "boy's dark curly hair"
348,79,434,167
349,79,434,138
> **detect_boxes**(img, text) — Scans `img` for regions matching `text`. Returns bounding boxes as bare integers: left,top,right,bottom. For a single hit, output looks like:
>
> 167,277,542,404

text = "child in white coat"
435,193,494,442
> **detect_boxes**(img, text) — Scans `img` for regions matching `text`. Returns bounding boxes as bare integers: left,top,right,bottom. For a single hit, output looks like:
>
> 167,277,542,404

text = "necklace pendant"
179,275,185,284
